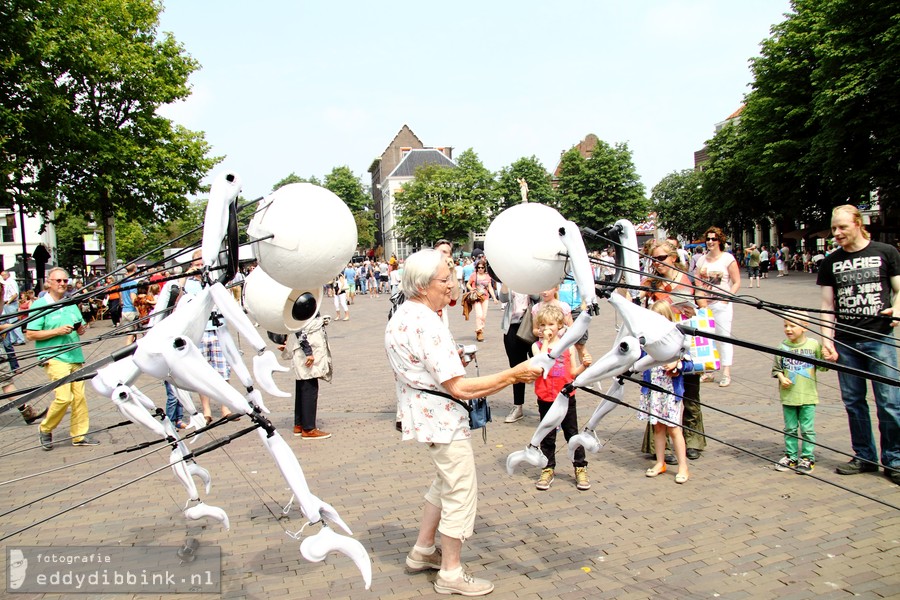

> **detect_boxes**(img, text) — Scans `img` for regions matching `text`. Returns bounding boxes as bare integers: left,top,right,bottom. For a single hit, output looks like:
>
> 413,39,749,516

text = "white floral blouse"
385,300,469,443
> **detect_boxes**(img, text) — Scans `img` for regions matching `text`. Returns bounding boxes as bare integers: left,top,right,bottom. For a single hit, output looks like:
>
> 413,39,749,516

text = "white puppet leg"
111,385,167,438
171,385,208,432
256,428,353,534
217,325,270,413
300,526,372,590
508,335,642,475
206,282,290,398
567,379,626,461
162,335,253,416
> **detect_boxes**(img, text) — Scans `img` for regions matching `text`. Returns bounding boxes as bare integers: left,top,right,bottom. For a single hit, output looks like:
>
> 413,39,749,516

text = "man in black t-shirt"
818,205,900,483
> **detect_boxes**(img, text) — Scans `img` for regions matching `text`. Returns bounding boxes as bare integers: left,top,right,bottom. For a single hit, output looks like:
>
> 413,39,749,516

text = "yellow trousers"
38,359,89,443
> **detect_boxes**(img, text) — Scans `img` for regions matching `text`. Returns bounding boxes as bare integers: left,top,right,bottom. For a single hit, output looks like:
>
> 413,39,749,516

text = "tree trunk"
101,188,118,273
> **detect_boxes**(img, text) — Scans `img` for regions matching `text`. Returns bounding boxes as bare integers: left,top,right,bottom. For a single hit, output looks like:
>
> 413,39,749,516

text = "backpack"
388,290,405,320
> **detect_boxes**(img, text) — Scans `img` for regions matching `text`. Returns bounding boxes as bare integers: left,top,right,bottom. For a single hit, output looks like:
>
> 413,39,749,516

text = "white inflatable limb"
252,352,291,398
257,429,354,535
111,385,166,437
216,326,272,413
187,463,212,495
612,219,641,290
567,379,626,461
92,357,142,397
161,336,253,415
300,526,372,590
558,220,596,307
201,171,242,269
171,385,208,432
184,502,230,531
505,444,547,475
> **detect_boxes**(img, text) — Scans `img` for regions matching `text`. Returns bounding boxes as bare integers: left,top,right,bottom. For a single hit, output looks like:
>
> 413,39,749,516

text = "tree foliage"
735,0,900,225
554,139,648,238
651,169,710,241
1,0,220,269
496,156,557,211
392,149,496,249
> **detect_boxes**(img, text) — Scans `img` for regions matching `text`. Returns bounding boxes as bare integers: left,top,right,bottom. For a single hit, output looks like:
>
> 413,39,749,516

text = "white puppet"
91,172,371,588
483,203,691,474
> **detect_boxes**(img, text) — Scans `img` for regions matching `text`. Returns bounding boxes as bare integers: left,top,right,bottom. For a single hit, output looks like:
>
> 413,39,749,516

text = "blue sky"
157,0,792,201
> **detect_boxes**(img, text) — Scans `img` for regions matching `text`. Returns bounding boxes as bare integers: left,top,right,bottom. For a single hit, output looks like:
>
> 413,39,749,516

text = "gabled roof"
380,124,423,158
387,149,456,179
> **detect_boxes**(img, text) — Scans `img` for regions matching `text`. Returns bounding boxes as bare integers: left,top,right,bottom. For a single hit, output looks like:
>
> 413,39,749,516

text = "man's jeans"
3,303,24,344
836,337,900,468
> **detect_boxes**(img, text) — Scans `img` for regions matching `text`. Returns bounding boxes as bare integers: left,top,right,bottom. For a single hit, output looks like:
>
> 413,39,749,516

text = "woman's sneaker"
774,456,797,472
433,570,494,596
535,468,554,490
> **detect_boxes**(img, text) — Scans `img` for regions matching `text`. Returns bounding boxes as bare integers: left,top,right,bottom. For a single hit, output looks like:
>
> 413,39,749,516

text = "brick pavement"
0,272,898,599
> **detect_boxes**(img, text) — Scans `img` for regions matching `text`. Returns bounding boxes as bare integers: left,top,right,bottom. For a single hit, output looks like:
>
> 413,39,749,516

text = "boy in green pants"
772,312,826,474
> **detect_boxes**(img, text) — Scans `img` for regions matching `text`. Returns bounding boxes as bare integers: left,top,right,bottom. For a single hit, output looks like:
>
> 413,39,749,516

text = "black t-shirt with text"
817,240,900,341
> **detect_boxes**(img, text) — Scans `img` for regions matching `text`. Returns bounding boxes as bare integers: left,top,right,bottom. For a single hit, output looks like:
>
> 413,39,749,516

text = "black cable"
576,383,900,512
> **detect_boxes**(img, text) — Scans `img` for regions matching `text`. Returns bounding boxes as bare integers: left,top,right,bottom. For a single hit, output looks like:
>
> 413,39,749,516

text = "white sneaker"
504,405,524,423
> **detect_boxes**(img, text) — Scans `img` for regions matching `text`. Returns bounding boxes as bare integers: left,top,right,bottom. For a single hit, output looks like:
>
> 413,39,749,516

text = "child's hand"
777,374,792,389
305,355,314,367
581,351,592,367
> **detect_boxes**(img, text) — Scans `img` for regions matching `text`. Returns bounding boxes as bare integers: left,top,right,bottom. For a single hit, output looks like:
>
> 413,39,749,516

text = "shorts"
0,359,14,385
121,311,139,331
423,439,477,541
200,330,230,380
748,265,760,277
571,309,589,345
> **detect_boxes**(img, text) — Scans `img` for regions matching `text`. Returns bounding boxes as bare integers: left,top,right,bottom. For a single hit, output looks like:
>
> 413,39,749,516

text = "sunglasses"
51,278,69,283
652,254,669,260
706,236,718,241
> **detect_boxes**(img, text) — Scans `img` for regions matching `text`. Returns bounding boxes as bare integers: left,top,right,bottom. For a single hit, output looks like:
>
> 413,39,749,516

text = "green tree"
324,166,369,213
651,169,710,240
272,172,321,191
739,0,900,224
554,139,647,238
2,0,220,270
393,149,497,249
496,156,556,211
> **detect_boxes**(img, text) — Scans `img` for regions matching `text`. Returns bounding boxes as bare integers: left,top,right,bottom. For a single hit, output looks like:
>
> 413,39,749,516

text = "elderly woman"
385,249,540,597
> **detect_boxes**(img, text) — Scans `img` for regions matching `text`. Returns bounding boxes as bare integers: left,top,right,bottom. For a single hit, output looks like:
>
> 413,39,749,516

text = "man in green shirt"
26,267,98,450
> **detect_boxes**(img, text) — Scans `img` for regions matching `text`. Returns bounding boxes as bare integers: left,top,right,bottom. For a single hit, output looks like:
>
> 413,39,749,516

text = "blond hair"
650,300,677,323
536,304,566,329
832,204,870,240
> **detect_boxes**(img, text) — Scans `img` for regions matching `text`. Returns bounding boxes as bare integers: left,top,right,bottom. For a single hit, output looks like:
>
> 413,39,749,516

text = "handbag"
679,308,721,374
516,300,537,344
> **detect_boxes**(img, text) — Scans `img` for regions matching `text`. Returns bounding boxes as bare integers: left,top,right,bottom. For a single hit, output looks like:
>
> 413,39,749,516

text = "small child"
639,302,690,484
771,312,825,474
531,304,593,491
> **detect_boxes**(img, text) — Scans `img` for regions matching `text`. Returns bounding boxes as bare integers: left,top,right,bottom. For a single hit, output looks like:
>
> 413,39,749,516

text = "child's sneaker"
535,468,554,490
774,456,797,472
574,467,591,491
796,458,815,474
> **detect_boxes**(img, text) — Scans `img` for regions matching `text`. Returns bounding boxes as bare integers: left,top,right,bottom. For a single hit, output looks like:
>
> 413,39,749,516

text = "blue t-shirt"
462,263,475,283
120,281,137,312
344,267,357,282
558,277,581,311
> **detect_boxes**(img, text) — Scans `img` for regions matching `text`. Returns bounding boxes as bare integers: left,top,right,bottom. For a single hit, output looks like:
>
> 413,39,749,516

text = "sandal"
675,473,689,484
645,464,667,477
718,377,731,387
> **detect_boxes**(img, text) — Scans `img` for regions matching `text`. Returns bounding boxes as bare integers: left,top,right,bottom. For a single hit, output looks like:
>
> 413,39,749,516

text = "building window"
0,225,14,243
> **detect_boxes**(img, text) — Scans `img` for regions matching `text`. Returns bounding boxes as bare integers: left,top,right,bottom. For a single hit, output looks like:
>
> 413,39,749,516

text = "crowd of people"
6,204,897,597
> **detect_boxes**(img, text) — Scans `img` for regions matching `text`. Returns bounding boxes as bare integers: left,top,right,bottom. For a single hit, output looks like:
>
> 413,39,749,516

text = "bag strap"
411,387,471,413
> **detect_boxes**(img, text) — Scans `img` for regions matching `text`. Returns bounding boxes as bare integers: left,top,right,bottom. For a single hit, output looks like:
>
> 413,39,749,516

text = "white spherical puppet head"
243,267,323,333
484,203,568,295
248,183,357,290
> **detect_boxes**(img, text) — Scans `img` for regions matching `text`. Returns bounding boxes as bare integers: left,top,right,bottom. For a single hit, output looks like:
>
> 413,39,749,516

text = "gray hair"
401,249,443,299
